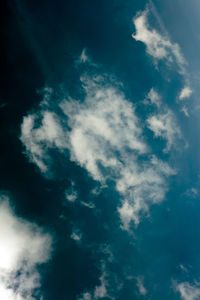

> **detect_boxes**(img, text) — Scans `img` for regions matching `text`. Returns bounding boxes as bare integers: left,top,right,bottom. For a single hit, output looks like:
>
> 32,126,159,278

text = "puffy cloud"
132,9,186,73
147,109,182,152
175,282,200,300
20,73,176,229
179,86,193,100
0,194,52,300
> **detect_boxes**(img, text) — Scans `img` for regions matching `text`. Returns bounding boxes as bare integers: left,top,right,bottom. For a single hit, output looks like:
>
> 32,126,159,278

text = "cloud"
71,230,82,242
66,191,77,202
75,49,97,68
132,9,186,73
179,86,193,100
20,73,176,229
94,272,108,299
79,48,90,63
144,88,161,107
136,276,147,296
78,268,111,300
80,201,95,209
70,225,82,243
62,76,176,227
175,282,200,300
147,109,182,152
65,182,78,203
20,110,68,173
61,75,147,182
181,106,189,117
0,194,52,300
184,187,198,198
117,155,175,227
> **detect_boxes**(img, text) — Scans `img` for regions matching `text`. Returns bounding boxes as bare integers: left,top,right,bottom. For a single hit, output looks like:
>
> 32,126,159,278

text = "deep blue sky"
1,1,200,300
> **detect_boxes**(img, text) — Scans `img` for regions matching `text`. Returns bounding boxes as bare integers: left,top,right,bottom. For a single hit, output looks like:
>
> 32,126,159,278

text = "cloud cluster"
20,72,179,229
132,8,193,119
132,9,186,73
0,195,52,299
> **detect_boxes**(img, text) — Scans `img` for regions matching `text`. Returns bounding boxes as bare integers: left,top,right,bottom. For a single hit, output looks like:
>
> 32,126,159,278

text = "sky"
1,0,200,299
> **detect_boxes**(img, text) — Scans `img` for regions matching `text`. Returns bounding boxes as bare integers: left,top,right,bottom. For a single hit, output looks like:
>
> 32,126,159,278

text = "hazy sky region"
1,1,200,299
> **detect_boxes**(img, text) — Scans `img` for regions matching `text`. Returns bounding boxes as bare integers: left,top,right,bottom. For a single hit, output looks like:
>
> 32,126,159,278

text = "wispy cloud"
0,194,52,299
20,71,177,229
71,229,82,242
65,182,78,203
144,88,161,107
132,8,186,73
147,109,182,152
136,276,147,296
79,48,90,64
78,265,112,300
181,106,189,117
175,281,200,300
20,110,68,174
62,75,176,227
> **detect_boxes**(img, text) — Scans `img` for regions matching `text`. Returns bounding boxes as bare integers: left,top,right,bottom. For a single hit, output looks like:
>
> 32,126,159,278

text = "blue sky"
1,0,200,299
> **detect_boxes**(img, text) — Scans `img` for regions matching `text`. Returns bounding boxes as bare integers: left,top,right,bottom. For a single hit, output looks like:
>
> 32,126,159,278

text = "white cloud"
117,155,175,227
78,268,111,300
179,86,193,100
136,276,147,296
179,264,188,273
20,110,68,173
175,282,200,300
20,73,176,229
65,181,78,203
71,231,82,242
66,191,77,202
0,194,52,300
94,272,108,299
144,88,161,107
80,201,95,209
184,187,198,198
79,48,89,63
181,106,189,117
147,109,182,152
61,75,147,182
75,49,97,67
79,292,92,300
132,9,186,73
62,76,176,228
